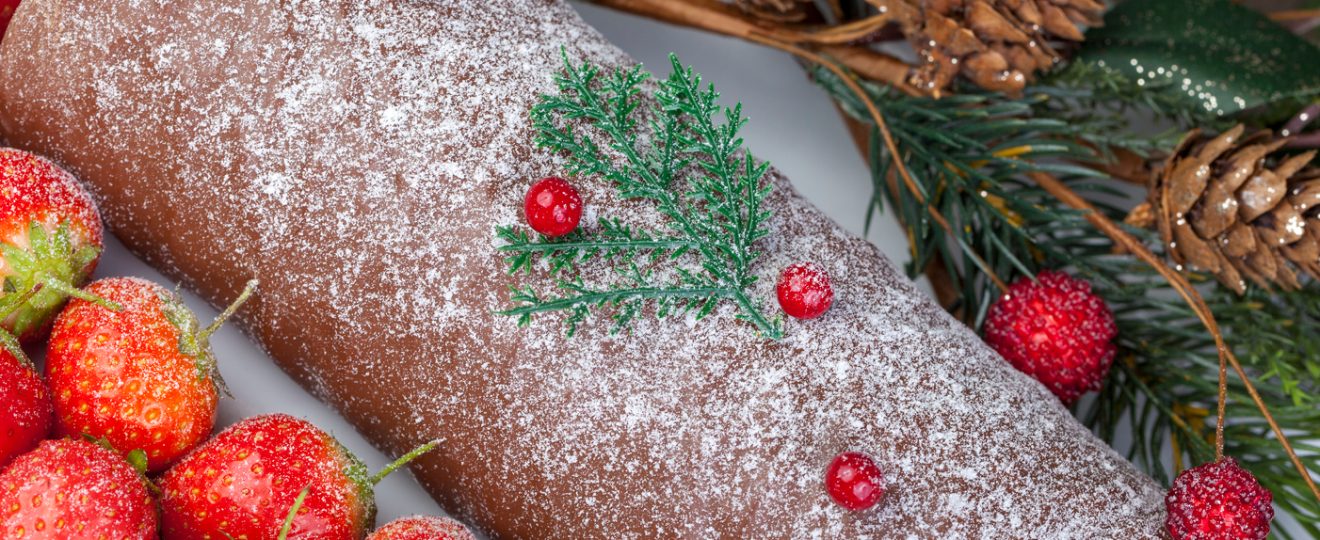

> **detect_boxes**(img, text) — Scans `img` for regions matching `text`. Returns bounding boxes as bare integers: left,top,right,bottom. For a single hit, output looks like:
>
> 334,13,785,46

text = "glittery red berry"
1166,457,1273,540
777,262,833,319
983,270,1116,406
524,177,582,237
825,452,884,511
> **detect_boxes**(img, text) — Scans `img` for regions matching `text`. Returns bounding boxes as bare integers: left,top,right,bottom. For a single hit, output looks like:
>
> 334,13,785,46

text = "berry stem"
369,440,441,486
198,279,259,343
277,485,312,540
0,283,42,364
41,277,123,312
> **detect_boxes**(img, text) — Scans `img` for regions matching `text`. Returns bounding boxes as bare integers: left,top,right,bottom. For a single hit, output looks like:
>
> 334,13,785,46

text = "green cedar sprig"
812,62,1320,536
496,52,782,339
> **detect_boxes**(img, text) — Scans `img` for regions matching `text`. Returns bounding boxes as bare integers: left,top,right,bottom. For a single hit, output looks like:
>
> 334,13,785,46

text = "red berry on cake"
0,148,115,342
777,262,834,319
45,277,257,472
983,270,1116,406
0,349,50,469
0,1,20,43
368,516,477,540
0,439,158,540
159,414,438,540
523,177,582,237
1166,457,1273,540
825,452,884,511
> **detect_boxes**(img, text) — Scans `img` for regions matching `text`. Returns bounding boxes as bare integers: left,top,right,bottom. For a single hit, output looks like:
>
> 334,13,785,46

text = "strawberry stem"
0,284,43,365
42,277,123,312
278,485,312,540
369,440,441,485
197,279,259,343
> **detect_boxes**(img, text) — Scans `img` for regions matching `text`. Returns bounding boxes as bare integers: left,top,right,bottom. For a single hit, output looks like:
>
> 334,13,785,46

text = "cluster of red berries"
0,148,475,540
524,177,837,321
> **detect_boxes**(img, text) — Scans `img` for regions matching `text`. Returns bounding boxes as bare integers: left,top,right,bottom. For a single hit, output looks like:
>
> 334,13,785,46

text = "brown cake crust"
0,1,1168,538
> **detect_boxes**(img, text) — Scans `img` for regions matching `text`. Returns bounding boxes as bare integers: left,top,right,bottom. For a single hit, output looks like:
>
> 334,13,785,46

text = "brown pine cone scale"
1131,125,1320,293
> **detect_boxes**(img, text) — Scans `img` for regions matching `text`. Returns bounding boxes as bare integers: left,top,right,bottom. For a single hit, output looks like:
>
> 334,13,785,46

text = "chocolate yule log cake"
0,0,1168,537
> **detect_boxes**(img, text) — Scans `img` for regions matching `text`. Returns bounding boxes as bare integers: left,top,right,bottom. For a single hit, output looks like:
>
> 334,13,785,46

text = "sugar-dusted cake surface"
0,0,1168,538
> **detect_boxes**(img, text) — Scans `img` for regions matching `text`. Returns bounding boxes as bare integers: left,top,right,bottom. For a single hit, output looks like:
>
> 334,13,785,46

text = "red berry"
0,439,158,539
983,270,1116,406
367,517,477,540
1166,457,1273,540
0,148,106,342
158,414,376,540
0,350,50,469
0,1,21,43
523,177,582,237
46,277,254,472
777,262,834,319
825,452,884,511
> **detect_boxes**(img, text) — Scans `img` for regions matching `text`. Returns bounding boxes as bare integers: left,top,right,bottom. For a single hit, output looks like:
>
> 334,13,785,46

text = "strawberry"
0,438,158,539
0,346,49,470
366,517,476,540
45,276,258,472
158,414,438,540
0,148,120,343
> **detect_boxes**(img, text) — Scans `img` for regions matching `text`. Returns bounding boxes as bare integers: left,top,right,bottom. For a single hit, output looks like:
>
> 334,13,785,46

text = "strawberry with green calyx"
158,414,441,540
45,276,259,472
0,148,123,342
0,438,158,539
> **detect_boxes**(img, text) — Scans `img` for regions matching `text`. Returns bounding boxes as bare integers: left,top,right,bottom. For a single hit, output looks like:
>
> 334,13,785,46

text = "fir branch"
497,52,783,339
812,62,1320,533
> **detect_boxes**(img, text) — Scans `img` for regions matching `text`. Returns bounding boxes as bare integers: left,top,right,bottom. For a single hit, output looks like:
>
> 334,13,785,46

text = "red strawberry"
45,276,258,472
0,148,119,343
367,517,476,540
158,414,438,540
0,1,21,43
0,438,158,539
0,347,49,469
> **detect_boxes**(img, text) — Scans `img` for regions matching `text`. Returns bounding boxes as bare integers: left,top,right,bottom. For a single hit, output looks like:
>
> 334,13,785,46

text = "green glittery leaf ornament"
1075,0,1320,116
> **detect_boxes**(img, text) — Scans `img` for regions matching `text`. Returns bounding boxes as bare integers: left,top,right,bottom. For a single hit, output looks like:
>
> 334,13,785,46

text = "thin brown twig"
1269,8,1320,21
583,0,921,96
748,34,1010,294
1026,171,1320,503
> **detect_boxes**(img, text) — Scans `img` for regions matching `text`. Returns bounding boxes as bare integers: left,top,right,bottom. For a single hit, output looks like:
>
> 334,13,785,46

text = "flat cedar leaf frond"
812,60,1320,532
496,51,783,340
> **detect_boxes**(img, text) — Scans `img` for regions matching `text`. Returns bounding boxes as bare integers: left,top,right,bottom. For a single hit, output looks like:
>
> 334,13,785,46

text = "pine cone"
1128,125,1320,294
733,0,815,22
866,0,1102,96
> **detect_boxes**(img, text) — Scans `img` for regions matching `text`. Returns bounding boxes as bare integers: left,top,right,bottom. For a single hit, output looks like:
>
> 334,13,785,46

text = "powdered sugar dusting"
0,0,1167,538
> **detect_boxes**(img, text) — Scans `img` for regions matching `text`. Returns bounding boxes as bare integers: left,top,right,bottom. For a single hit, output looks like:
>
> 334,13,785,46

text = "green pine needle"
495,52,782,339
811,60,1320,535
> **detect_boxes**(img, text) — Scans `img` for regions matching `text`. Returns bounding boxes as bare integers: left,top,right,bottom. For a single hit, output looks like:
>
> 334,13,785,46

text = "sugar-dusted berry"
0,349,49,469
777,262,834,319
825,452,884,511
368,516,478,540
983,270,1116,406
46,277,256,472
0,439,158,540
1166,457,1273,540
524,177,582,237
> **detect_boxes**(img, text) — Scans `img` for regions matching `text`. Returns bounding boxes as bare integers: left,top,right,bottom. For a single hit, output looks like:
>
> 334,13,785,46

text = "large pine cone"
868,0,1102,96
1129,125,1320,294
